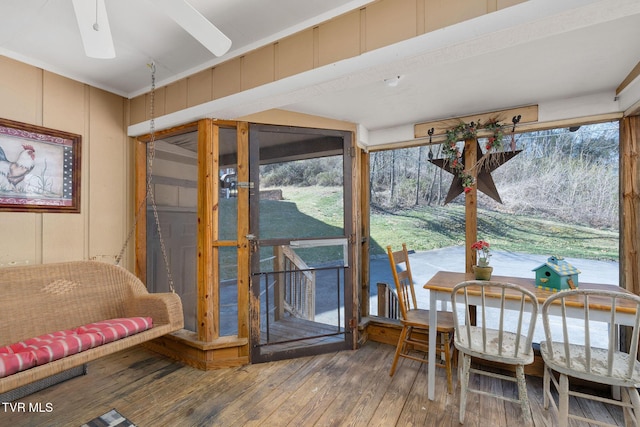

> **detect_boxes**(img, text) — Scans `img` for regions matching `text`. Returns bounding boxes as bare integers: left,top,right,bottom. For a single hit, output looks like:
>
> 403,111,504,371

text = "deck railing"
274,245,316,321
377,282,400,319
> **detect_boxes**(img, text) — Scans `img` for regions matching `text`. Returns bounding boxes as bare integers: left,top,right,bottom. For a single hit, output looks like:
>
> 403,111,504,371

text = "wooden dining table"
423,270,635,401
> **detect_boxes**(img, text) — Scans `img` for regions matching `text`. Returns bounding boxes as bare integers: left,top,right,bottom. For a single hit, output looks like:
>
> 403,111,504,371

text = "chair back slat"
464,288,473,348
542,289,640,383
497,288,505,355
513,294,525,357
481,287,488,353
451,280,539,361
387,244,418,321
583,294,591,373
606,296,616,376
629,308,640,378
398,275,411,314
583,295,592,372
558,299,571,369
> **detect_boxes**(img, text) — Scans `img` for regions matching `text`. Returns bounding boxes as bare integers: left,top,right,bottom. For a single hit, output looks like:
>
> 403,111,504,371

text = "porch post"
197,118,217,341
464,137,478,274
620,115,640,295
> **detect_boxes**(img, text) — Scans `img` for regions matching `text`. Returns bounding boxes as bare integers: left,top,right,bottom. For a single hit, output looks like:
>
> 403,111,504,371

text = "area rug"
81,409,136,427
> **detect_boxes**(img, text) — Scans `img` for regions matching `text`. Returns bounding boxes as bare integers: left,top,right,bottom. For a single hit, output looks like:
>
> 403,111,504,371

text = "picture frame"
0,118,81,213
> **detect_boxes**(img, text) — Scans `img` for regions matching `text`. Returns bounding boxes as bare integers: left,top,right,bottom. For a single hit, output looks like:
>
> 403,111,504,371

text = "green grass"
259,191,344,239
277,186,619,262
229,186,346,266
370,205,618,260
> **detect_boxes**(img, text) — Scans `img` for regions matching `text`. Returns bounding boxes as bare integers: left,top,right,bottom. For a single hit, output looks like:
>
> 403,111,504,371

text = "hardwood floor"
2,341,625,426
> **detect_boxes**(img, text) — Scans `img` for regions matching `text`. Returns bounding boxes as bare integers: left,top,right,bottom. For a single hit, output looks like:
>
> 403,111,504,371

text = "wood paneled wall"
129,0,526,125
0,56,132,268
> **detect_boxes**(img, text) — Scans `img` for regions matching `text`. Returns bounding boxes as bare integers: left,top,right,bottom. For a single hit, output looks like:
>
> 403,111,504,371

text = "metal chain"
114,194,146,266
116,63,175,293
146,63,176,293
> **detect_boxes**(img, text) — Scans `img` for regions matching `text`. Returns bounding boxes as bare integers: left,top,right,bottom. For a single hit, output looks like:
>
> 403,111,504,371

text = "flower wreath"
442,119,505,193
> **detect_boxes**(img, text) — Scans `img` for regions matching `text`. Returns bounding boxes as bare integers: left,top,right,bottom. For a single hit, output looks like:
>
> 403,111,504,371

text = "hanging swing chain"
146,63,176,293
115,63,175,294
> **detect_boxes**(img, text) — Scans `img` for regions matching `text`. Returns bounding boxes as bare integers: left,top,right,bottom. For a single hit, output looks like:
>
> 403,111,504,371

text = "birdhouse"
533,256,580,292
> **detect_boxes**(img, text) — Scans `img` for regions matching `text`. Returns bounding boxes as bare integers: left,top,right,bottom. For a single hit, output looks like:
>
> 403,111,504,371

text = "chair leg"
558,373,569,427
442,332,453,394
621,387,632,427
459,353,471,424
627,386,640,427
543,364,550,410
389,326,409,376
452,343,458,367
515,364,532,424
457,348,463,386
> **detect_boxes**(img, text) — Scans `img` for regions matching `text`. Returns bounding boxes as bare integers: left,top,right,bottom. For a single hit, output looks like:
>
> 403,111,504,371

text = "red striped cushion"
1,330,76,354
0,317,153,378
73,317,153,344
29,332,104,365
0,352,36,378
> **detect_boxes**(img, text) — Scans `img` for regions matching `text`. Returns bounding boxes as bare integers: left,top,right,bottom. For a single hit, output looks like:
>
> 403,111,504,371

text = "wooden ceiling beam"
617,61,640,96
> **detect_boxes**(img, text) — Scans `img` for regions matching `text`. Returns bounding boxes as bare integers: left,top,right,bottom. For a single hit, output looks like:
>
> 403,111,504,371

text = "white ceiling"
2,0,640,147
0,0,370,96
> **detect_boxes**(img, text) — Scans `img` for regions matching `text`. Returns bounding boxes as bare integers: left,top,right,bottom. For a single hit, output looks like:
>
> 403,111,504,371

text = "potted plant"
471,240,493,280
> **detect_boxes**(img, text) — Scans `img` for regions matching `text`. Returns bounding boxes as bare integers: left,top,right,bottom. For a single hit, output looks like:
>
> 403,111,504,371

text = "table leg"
428,291,437,400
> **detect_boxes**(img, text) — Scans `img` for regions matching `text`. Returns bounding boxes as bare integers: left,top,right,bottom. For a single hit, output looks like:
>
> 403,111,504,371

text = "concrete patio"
368,246,620,344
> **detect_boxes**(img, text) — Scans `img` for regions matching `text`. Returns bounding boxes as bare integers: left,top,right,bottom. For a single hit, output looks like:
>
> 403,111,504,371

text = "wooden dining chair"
451,280,539,424
540,289,640,427
386,244,456,393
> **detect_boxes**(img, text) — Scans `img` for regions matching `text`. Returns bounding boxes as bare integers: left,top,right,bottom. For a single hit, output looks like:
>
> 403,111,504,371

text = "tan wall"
130,0,525,125
0,56,132,268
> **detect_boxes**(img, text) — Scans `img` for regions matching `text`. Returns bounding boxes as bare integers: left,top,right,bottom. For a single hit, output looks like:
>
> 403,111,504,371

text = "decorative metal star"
429,141,521,204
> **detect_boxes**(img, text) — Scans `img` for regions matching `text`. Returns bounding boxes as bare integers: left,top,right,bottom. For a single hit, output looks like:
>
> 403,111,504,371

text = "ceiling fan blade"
152,0,232,57
71,0,115,59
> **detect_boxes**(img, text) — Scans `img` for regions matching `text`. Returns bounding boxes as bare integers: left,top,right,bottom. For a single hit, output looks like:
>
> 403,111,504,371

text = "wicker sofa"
0,260,183,394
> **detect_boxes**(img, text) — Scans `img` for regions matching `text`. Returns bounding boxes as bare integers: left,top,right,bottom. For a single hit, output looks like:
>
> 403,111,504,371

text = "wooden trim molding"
134,139,147,282
236,121,250,357
414,105,539,140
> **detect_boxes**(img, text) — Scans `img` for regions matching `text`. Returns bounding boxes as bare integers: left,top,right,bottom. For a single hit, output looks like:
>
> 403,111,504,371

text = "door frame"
248,123,356,363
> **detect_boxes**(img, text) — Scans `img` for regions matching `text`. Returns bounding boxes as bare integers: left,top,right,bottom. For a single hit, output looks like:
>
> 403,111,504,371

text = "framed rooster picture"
0,118,81,213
